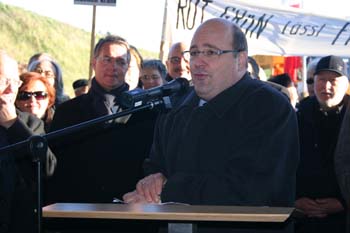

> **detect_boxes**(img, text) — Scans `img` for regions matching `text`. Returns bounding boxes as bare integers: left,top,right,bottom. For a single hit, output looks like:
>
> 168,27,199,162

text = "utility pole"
159,0,170,62
89,4,96,80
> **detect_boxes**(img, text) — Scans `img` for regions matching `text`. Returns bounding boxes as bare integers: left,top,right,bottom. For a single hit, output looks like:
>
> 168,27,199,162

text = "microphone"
121,77,189,108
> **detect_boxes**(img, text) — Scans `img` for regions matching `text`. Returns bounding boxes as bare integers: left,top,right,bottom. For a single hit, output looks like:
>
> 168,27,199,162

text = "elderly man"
124,18,299,232
47,36,158,233
295,55,349,233
0,51,56,233
165,42,191,81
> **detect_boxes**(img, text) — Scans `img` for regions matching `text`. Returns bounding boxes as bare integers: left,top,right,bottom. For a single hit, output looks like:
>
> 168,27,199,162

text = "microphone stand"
0,96,172,233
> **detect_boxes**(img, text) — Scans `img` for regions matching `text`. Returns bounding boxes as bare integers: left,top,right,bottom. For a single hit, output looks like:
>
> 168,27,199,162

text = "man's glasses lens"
18,91,48,101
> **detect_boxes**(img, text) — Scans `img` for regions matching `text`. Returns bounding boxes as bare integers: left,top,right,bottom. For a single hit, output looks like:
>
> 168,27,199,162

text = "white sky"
0,0,349,52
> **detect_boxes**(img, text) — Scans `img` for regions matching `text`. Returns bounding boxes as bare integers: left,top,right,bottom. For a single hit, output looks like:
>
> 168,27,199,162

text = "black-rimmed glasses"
182,48,242,59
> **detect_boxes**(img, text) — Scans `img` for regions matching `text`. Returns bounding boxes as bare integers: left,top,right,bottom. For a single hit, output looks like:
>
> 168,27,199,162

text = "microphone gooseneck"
121,77,189,108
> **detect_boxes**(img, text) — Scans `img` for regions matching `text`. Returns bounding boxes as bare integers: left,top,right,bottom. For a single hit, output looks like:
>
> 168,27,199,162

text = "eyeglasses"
168,56,188,64
17,91,48,101
0,78,22,87
306,78,314,85
182,48,242,59
97,56,128,67
34,68,55,78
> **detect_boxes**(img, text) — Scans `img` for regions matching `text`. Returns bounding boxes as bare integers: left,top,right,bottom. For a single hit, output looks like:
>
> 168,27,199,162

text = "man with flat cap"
72,78,89,97
295,55,349,233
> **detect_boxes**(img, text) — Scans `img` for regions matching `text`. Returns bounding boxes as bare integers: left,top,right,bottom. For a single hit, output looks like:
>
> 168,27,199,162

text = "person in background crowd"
269,73,299,109
15,72,55,131
0,50,56,233
165,42,191,81
27,53,69,106
47,35,159,233
248,56,260,79
125,45,143,90
18,62,27,75
140,59,167,90
72,78,89,97
295,55,349,233
335,99,350,233
248,56,291,101
123,18,299,233
305,58,320,98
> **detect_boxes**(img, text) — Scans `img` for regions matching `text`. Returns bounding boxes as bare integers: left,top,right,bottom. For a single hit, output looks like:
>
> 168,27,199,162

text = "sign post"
73,0,117,80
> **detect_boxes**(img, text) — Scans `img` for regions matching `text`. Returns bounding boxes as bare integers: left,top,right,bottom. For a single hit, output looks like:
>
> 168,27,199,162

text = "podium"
43,203,294,233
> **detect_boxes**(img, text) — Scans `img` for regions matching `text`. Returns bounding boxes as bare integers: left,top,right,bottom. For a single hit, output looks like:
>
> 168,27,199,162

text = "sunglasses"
306,78,314,85
17,91,48,101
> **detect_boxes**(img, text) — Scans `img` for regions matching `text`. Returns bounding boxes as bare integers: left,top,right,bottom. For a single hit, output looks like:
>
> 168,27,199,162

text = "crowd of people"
0,17,350,233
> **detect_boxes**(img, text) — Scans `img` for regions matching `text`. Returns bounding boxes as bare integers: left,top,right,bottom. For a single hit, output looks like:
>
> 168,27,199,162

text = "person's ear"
237,51,248,71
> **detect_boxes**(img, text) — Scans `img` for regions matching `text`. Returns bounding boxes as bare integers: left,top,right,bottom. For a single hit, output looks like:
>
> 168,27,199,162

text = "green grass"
0,2,158,97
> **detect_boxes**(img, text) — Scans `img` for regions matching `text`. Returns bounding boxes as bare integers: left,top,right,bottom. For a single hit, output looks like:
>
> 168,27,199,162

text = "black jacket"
0,110,56,233
145,74,299,232
296,95,348,233
47,90,159,204
147,74,299,206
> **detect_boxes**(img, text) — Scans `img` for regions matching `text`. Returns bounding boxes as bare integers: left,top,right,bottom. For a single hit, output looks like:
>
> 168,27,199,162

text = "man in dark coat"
47,35,159,232
335,99,350,233
123,18,299,232
295,55,349,233
0,51,56,233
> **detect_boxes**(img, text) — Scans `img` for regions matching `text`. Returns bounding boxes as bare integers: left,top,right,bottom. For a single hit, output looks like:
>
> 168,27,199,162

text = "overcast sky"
0,0,349,52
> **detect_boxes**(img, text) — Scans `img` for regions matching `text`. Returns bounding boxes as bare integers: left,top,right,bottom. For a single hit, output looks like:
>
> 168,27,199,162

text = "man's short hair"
93,35,131,63
231,23,248,54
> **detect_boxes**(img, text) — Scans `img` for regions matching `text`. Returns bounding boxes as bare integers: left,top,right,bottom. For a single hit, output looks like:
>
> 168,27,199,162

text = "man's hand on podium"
123,172,167,204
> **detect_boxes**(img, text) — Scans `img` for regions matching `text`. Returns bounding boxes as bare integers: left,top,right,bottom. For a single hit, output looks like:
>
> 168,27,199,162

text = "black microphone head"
163,77,190,95
120,78,190,109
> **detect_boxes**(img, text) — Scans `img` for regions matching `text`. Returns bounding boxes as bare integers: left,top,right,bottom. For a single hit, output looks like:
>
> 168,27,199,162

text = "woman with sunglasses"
15,72,56,131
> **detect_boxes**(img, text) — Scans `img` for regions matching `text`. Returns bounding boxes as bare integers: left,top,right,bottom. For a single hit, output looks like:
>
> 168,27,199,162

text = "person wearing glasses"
15,72,55,131
47,35,159,233
0,51,56,233
27,53,69,107
165,42,191,81
123,18,299,232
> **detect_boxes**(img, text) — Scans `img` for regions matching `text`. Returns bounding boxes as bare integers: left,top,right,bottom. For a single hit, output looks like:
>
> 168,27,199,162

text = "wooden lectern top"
43,203,293,223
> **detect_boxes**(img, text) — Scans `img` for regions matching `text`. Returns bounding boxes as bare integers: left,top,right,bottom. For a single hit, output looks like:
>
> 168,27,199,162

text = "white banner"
166,0,350,57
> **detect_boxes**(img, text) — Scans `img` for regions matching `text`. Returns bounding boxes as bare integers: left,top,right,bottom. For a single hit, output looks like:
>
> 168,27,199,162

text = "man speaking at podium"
124,18,299,232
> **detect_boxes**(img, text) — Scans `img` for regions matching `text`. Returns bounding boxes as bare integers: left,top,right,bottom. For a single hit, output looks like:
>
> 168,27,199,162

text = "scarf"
89,78,129,117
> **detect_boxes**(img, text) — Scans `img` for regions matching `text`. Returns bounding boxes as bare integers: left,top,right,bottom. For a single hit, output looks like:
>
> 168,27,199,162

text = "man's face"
166,45,191,80
189,20,246,101
314,70,349,110
0,56,20,104
92,42,129,91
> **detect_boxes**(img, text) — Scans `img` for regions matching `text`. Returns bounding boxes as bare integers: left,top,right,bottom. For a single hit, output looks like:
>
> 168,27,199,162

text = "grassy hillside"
0,2,158,97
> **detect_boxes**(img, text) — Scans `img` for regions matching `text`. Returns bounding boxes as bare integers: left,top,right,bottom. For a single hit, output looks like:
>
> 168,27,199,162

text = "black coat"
0,110,56,233
47,91,159,204
296,95,348,233
145,75,299,232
